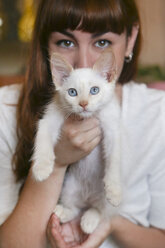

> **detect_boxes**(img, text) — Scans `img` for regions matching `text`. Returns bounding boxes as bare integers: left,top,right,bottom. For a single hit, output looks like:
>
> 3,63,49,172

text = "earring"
125,52,133,63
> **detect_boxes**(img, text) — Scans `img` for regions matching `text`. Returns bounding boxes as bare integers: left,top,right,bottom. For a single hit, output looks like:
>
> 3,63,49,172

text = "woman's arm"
112,216,165,248
0,166,66,248
0,117,101,248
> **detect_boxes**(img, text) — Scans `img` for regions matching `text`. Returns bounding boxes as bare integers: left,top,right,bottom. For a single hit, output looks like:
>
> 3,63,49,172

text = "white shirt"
0,84,22,224
0,82,165,248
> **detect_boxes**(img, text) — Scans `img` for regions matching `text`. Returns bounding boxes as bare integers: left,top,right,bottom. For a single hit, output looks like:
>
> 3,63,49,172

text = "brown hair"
13,0,141,181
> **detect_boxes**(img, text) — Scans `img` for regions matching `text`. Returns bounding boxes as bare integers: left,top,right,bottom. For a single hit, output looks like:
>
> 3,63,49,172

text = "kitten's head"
50,50,117,118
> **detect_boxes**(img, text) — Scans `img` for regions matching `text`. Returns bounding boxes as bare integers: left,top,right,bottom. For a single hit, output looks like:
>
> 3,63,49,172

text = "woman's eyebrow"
92,32,107,38
58,30,75,39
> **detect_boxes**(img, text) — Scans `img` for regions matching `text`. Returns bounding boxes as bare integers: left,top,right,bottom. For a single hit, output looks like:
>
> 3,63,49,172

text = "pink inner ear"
50,53,73,87
107,73,112,82
93,50,117,82
106,70,117,82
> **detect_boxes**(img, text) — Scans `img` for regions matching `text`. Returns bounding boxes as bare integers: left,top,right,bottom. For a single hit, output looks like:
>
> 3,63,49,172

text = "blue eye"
68,88,77,97
90,87,100,95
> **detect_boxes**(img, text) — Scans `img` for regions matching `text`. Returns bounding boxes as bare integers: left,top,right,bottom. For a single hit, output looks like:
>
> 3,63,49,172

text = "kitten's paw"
80,208,100,234
104,182,122,206
54,205,77,223
54,205,65,221
32,159,54,181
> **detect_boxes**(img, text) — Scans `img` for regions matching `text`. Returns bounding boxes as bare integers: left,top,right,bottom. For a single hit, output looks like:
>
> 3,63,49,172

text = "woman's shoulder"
0,84,22,155
123,81,165,100
122,81,165,140
0,83,22,105
0,83,21,121
122,80,165,142
123,81,165,113
0,84,22,225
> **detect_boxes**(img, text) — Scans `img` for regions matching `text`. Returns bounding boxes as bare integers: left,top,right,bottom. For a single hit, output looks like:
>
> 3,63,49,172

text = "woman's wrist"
54,160,69,170
110,215,124,235
51,163,68,181
29,162,67,182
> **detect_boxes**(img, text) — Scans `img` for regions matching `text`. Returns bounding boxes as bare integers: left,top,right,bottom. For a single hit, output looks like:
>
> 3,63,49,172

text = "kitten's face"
58,68,115,118
50,50,117,117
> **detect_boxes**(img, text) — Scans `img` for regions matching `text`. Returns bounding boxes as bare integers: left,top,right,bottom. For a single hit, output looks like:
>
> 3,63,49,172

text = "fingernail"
51,215,56,227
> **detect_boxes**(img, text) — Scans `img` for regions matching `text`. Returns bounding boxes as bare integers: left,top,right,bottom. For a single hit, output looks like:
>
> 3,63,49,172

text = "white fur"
32,51,122,233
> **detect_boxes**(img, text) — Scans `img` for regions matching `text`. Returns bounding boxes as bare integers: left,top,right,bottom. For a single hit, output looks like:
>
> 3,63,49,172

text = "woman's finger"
64,116,100,134
51,227,67,248
47,214,55,240
47,214,66,248
82,135,101,153
71,126,101,152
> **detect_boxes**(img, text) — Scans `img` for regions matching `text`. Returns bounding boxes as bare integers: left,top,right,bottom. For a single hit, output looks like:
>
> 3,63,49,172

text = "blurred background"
0,0,165,85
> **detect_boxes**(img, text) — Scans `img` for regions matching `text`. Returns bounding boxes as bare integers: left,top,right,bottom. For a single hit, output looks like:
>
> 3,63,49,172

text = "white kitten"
32,50,122,233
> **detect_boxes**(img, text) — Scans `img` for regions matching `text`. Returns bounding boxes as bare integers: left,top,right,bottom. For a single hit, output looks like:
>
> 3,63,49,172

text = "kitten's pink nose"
79,101,88,109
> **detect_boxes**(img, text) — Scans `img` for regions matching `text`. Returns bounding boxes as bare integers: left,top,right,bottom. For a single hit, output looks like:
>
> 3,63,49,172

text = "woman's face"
48,28,138,81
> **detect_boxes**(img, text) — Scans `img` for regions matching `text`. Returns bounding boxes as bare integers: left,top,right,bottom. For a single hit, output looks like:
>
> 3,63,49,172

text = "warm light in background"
0,18,3,26
18,0,35,42
0,0,7,41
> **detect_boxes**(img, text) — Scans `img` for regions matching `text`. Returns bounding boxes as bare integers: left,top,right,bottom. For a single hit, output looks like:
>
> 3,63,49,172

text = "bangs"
43,0,127,35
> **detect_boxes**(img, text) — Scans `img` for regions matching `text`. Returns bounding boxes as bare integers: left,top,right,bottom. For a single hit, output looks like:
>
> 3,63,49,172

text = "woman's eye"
95,40,111,48
90,86,100,95
68,88,77,97
56,40,74,48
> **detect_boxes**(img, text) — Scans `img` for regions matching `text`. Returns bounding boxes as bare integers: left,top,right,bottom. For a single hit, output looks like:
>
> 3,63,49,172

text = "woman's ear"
125,24,139,57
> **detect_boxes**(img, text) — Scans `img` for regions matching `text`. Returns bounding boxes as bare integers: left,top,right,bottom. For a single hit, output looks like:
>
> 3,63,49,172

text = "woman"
0,0,165,247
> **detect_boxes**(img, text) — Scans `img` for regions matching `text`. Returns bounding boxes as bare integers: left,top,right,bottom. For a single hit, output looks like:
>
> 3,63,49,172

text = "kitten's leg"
103,154,122,206
54,204,80,223
80,208,101,234
102,104,122,206
32,119,56,181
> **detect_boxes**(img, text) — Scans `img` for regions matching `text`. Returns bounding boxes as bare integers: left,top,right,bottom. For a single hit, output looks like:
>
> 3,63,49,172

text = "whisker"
56,105,70,112
64,111,74,120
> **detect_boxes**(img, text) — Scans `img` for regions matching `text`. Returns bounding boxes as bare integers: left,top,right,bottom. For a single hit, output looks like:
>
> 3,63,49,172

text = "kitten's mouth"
78,110,93,118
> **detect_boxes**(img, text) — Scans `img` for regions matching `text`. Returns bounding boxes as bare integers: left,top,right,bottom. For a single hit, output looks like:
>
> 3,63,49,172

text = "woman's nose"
74,49,93,69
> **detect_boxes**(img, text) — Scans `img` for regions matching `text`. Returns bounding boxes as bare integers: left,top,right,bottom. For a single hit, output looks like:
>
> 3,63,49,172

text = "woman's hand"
47,214,86,248
47,214,112,248
54,116,101,167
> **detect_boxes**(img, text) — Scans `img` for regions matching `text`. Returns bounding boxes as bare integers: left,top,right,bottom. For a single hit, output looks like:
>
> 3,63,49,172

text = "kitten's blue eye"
90,86,100,95
68,88,77,97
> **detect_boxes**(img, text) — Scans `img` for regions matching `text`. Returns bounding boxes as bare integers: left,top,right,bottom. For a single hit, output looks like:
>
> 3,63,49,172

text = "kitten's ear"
50,53,73,89
93,49,117,82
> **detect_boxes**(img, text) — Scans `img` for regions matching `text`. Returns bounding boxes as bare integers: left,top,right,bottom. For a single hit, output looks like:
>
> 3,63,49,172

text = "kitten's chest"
68,144,104,181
